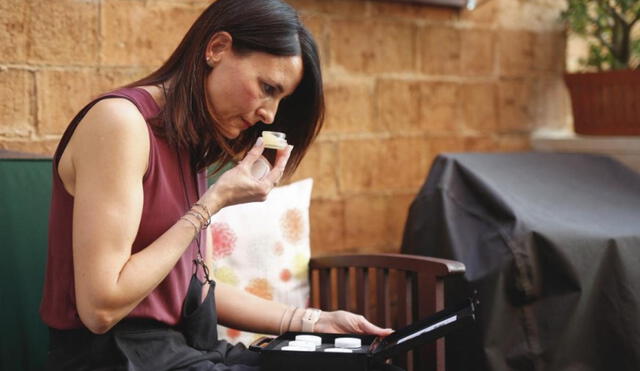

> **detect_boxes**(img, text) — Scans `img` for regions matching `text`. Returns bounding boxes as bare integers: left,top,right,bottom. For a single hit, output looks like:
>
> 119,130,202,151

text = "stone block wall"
0,0,570,255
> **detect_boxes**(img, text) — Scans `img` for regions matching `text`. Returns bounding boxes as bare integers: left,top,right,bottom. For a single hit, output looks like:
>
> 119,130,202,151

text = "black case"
250,297,478,371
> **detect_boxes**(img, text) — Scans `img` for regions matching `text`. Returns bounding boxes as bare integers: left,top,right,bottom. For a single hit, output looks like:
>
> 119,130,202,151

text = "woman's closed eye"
261,82,277,97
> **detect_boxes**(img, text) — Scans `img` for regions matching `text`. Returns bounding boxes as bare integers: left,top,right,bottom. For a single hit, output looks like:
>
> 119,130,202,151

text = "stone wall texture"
0,0,571,255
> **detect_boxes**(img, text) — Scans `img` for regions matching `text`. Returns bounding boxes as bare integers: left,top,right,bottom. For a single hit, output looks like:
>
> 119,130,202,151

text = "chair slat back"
309,253,465,371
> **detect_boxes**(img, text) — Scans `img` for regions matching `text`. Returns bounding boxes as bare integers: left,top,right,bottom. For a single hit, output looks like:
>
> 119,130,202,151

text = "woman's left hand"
314,310,393,337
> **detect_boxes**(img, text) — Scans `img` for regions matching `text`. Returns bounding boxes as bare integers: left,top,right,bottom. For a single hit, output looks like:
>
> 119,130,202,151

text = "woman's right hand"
199,137,293,212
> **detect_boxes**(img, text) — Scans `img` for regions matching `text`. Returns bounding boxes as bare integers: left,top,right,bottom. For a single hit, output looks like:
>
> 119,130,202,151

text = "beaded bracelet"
279,306,294,335
179,215,201,238
301,308,322,333
286,307,299,333
193,203,212,227
193,202,211,218
187,210,207,226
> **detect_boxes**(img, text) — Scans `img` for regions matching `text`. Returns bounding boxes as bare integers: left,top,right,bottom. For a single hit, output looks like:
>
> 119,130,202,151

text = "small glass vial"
262,131,288,150
251,131,288,179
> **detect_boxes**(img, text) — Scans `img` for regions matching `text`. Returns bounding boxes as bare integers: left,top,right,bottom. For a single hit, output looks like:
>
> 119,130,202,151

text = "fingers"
273,144,293,168
316,311,393,336
360,320,394,336
352,314,393,336
263,144,293,186
238,137,265,168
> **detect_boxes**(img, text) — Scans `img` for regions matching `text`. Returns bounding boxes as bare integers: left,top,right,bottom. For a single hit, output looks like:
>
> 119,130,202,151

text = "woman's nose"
257,101,278,124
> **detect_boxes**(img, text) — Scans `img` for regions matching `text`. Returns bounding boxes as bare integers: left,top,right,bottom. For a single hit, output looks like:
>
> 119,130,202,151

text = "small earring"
206,58,214,68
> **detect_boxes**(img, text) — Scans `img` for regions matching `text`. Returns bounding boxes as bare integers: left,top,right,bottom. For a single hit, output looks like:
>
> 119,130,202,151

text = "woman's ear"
205,31,233,67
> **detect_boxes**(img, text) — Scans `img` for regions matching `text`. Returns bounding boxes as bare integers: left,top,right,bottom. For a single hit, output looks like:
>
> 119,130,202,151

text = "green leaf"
564,0,640,70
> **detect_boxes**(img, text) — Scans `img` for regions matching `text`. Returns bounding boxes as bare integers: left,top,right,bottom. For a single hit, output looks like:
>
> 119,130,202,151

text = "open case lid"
369,295,479,363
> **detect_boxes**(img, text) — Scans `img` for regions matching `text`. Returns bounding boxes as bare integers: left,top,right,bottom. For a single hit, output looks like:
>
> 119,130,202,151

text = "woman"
40,0,392,370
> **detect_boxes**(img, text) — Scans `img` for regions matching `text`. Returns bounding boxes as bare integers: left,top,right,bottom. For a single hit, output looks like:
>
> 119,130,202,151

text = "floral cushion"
204,178,313,346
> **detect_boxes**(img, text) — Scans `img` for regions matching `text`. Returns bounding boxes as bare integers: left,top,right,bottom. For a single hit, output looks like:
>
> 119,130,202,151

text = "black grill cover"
401,152,640,371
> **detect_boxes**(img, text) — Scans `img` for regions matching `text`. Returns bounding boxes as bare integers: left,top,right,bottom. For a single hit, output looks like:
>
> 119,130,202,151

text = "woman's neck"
137,84,167,109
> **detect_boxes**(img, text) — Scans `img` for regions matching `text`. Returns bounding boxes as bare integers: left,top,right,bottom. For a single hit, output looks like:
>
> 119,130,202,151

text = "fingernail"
256,137,263,145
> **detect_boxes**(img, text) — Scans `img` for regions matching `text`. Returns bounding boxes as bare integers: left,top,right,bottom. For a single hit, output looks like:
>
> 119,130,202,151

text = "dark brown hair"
128,0,324,175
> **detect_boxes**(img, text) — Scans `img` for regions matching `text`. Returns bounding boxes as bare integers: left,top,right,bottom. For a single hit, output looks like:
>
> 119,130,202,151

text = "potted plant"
562,0,640,136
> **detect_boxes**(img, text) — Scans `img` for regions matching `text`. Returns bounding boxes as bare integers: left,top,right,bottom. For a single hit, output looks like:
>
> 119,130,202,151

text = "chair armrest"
309,253,465,278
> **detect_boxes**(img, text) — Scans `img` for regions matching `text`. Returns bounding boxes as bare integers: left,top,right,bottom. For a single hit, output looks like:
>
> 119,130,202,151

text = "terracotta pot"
564,69,640,136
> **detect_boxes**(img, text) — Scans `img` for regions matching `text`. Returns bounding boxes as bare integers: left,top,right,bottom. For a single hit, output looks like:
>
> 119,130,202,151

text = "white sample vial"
324,348,353,353
295,334,322,346
262,131,288,150
281,346,314,352
288,340,317,349
334,337,362,349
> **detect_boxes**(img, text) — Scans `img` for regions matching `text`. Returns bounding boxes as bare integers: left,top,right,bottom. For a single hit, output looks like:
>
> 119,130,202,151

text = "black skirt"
47,319,259,371
46,276,260,371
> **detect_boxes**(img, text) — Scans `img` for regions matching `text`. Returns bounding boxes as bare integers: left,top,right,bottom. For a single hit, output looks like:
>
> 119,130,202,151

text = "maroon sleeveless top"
40,88,206,330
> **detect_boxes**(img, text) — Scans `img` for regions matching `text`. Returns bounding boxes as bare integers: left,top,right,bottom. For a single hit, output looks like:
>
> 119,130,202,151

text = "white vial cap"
281,346,314,352
324,348,353,353
295,334,322,346
288,340,317,349
334,337,362,349
262,131,288,150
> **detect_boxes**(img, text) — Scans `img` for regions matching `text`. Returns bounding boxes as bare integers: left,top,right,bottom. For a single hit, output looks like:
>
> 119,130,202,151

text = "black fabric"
401,152,640,371
46,276,259,371
181,275,219,351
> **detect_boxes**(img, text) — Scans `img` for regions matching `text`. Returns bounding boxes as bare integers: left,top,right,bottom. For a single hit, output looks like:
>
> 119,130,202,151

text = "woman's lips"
241,118,252,129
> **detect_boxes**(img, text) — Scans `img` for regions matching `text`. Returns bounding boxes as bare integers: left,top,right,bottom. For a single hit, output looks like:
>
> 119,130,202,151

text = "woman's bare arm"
215,281,393,337
68,99,218,334
67,98,290,334
215,281,297,334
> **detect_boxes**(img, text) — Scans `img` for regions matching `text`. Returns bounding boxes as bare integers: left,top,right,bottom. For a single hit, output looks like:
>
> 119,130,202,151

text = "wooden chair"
309,253,465,371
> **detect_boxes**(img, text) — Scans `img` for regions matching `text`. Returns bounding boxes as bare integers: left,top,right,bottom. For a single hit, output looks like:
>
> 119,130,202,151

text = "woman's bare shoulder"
70,97,151,174
83,97,148,132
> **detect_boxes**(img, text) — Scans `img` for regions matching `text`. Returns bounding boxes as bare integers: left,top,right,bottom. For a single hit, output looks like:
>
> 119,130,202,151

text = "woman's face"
204,33,304,139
